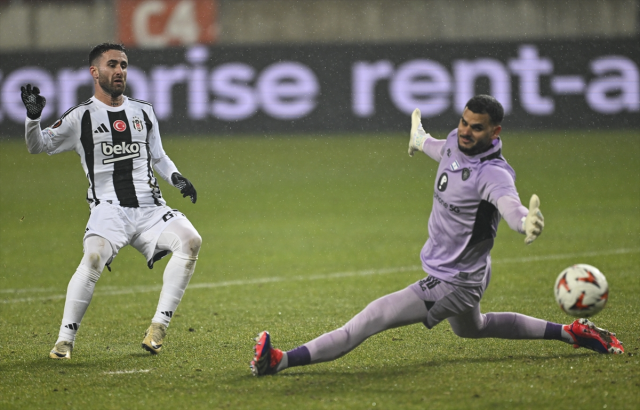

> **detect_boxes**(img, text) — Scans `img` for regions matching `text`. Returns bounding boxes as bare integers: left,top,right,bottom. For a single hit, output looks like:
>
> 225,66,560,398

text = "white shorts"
83,202,188,268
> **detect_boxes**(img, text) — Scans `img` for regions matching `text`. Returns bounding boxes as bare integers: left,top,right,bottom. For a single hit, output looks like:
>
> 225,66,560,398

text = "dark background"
1,37,638,137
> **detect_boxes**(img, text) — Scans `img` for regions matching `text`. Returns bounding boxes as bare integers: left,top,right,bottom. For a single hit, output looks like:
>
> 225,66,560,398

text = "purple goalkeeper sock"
286,346,310,368
543,322,563,340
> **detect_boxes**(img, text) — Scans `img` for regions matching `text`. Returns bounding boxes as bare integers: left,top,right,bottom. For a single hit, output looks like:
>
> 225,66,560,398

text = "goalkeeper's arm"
497,194,544,245
408,108,445,161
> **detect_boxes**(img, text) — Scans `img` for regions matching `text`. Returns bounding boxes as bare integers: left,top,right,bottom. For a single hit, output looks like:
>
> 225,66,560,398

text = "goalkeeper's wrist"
520,216,527,234
412,133,428,152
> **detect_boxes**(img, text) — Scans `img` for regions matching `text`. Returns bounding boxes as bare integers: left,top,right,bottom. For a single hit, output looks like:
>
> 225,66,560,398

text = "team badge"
462,168,471,181
51,119,62,129
450,160,460,171
437,173,448,192
446,148,451,157
113,120,127,132
131,116,144,132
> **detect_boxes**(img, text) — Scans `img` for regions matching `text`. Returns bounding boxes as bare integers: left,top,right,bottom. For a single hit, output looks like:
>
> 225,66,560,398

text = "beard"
98,74,126,98
458,135,493,156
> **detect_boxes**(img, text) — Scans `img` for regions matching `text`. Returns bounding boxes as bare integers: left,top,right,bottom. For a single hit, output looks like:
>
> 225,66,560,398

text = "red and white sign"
117,0,217,48
113,120,127,132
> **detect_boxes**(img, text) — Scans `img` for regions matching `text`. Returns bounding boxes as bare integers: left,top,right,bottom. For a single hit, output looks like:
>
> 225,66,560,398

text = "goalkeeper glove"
523,194,544,245
21,84,47,120
408,108,430,157
171,173,197,204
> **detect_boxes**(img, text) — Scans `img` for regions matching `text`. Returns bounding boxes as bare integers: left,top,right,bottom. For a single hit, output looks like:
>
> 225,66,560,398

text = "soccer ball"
554,264,609,317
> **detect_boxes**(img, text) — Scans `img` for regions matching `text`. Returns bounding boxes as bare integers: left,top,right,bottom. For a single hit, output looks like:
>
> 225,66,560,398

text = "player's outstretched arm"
523,194,544,245
408,108,445,161
22,83,48,154
496,194,543,245
408,108,429,157
171,173,197,204
21,84,46,120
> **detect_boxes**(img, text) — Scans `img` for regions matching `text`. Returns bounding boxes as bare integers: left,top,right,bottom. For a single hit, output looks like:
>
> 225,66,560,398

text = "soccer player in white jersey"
22,43,202,359
250,95,624,376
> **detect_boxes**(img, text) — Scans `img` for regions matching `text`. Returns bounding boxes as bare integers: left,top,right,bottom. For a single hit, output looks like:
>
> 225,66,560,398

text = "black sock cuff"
286,345,310,367
544,322,563,340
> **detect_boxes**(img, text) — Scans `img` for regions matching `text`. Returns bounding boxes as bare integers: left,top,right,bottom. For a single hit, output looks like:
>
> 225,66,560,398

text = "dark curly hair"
89,43,126,66
466,95,504,125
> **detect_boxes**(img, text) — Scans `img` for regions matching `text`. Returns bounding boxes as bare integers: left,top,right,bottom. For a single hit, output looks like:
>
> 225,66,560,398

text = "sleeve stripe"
128,97,153,106
60,99,93,120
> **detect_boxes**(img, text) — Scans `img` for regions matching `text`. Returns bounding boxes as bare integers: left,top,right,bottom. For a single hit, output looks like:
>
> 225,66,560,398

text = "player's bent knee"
174,229,201,258
86,252,102,271
82,236,113,271
186,231,202,257
162,220,202,257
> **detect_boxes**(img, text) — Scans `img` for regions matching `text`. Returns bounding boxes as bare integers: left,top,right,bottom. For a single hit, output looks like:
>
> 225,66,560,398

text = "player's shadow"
246,351,596,381
0,350,163,372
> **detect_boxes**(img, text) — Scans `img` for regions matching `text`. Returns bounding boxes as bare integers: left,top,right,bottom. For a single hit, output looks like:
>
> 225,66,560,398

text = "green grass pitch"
1,130,638,409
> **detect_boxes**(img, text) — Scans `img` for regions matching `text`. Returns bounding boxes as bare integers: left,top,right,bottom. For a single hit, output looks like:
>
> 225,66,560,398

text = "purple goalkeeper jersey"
421,129,519,287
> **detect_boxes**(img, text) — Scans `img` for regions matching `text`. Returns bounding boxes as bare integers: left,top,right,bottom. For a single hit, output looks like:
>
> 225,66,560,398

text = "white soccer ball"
554,264,608,317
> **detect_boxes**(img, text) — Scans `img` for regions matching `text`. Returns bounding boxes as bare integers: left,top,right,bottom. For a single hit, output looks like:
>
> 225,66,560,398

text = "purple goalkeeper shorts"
409,267,491,329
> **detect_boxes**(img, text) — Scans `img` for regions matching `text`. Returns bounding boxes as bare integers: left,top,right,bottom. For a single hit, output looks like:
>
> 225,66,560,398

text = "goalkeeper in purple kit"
250,95,624,376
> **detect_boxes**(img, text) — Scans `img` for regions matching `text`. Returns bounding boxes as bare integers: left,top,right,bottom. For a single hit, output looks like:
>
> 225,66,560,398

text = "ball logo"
437,173,448,192
113,120,127,132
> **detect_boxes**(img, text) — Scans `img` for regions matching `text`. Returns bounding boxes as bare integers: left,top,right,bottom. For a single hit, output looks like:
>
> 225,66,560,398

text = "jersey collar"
91,95,129,110
456,136,503,163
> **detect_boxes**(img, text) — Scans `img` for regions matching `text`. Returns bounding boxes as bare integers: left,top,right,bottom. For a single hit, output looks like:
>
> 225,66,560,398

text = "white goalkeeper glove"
522,194,544,245
408,108,430,157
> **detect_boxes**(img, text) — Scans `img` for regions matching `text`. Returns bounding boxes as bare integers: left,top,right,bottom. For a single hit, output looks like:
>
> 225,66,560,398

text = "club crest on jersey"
450,160,460,171
462,168,471,181
101,141,141,164
113,120,127,132
131,116,144,132
437,173,448,192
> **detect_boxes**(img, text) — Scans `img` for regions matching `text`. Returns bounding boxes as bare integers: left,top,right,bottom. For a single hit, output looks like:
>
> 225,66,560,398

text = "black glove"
171,173,197,204
21,84,47,120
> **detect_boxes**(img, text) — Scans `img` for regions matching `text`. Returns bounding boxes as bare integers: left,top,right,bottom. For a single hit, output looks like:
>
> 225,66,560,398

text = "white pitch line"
2,247,638,304
103,369,150,375
492,247,640,264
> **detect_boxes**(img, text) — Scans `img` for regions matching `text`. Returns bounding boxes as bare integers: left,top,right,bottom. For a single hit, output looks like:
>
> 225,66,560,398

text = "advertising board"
116,0,217,48
0,38,637,137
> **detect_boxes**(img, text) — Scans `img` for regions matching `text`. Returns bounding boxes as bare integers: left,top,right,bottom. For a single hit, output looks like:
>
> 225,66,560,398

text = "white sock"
276,352,289,372
56,236,110,345
151,252,197,326
56,264,101,344
561,326,574,344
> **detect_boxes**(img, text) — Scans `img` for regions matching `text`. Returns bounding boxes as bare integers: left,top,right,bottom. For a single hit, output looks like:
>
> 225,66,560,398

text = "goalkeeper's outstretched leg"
251,286,428,375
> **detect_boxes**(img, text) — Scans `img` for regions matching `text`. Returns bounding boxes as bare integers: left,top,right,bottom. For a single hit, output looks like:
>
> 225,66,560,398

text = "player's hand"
524,194,544,245
408,108,430,157
171,173,197,204
21,84,47,120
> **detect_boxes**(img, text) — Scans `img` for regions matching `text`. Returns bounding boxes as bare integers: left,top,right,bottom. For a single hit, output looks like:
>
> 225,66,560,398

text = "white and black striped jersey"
25,96,180,207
